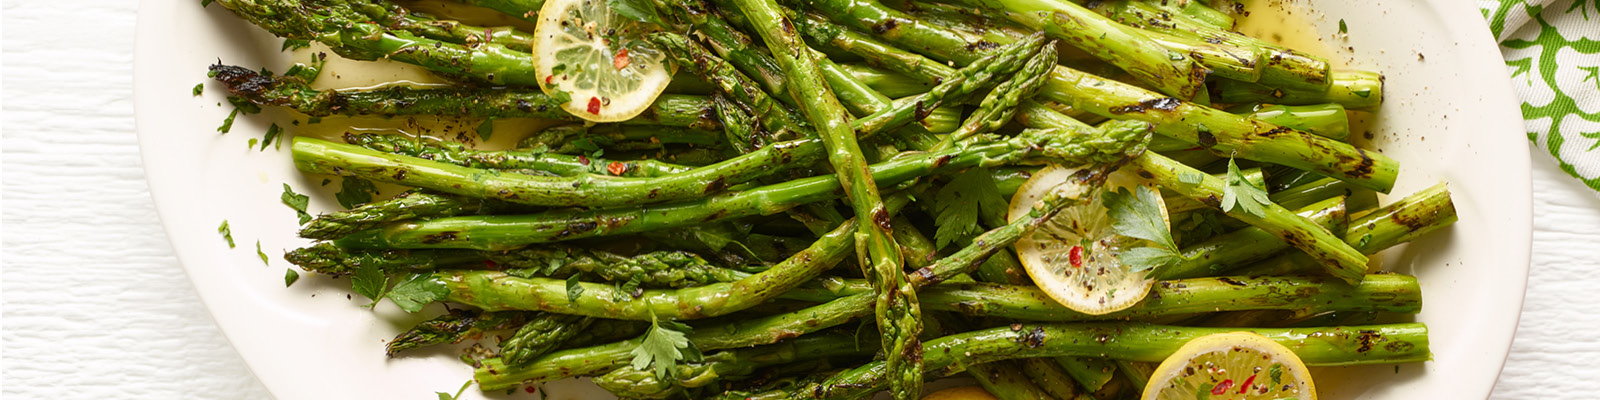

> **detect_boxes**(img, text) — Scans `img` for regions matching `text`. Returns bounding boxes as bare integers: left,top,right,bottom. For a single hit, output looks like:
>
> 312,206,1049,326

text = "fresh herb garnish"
351,263,390,307
256,241,269,264
193,83,203,96
284,269,300,287
1103,185,1183,272
260,123,282,151
436,381,473,400
933,168,1006,249
476,118,496,141
280,183,313,225
217,220,235,248
388,273,448,312
630,314,698,379
566,275,585,302
1221,158,1272,218
334,177,378,209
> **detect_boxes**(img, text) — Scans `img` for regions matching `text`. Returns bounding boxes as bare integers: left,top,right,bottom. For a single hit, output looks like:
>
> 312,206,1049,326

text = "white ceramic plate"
134,0,1531,398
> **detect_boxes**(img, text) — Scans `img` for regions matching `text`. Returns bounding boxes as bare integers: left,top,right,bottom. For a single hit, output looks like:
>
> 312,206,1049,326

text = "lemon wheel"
532,0,675,122
1007,164,1165,315
1143,332,1317,400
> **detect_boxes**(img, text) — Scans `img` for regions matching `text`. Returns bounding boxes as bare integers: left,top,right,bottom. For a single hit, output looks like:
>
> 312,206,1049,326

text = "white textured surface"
0,1,1593,399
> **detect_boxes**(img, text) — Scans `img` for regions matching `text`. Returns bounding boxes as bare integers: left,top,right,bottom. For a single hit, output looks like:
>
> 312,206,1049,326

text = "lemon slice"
532,0,674,122
921,386,999,400
1143,332,1317,400
1007,164,1165,315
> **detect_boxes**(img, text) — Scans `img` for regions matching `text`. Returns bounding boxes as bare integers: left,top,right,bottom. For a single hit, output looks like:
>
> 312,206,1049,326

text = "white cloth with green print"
1480,0,1600,190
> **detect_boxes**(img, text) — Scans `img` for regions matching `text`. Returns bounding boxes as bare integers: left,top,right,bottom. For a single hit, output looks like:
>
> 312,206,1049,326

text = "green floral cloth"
1480,0,1600,190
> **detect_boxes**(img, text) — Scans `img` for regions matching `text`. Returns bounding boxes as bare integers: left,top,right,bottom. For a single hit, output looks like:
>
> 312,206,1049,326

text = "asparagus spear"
386,310,529,356
328,122,1146,250
650,32,815,147
294,136,824,208
592,332,875,399
1236,182,1456,276
1217,70,1386,111
771,322,1430,399
208,64,723,130
1154,196,1347,280
212,0,547,85
1017,357,1086,400
347,133,695,178
298,190,501,240
340,0,538,52
498,312,593,367
926,0,1211,101
472,156,1128,388
448,0,544,23
789,1,1399,192
287,242,747,287
1132,152,1370,284
968,361,1056,400
945,42,1057,144
431,194,910,320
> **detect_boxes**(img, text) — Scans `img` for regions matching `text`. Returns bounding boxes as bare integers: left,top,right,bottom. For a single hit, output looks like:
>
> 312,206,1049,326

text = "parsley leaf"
284,268,300,287
280,183,313,225
630,315,695,379
436,380,472,400
192,83,203,96
1103,186,1178,251
1339,19,1348,34
281,38,311,51
388,273,448,312
476,118,495,141
260,123,282,151
256,241,269,265
566,275,585,302
1220,158,1271,218
351,263,390,307
334,177,378,209
1103,185,1183,272
217,220,235,248
933,168,1006,249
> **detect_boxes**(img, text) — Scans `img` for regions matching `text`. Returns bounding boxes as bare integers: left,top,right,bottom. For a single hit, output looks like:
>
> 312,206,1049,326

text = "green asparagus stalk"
340,0,537,52
835,63,936,98
498,312,593,367
1148,103,1351,151
347,133,694,178
785,274,1422,320
1056,357,1117,394
592,332,876,399
789,1,1399,192
472,155,1126,388
287,242,747,287
448,0,544,23
208,64,722,130
1154,196,1347,280
1093,0,1333,90
298,190,501,240
212,0,545,85
330,123,1145,250
1133,152,1370,284
294,135,824,208
432,194,910,320
1236,182,1456,276
512,123,729,153
927,0,1211,101
777,322,1429,399
386,310,529,356
945,42,1057,144
650,32,815,147
1217,70,1386,111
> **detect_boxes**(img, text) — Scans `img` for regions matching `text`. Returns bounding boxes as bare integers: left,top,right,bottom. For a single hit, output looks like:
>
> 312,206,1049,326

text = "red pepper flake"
524,386,537,394
606,161,628,176
1068,245,1084,268
577,155,591,166
1238,374,1256,394
483,260,499,268
613,48,631,70
1211,379,1233,395
586,96,602,114
544,75,554,85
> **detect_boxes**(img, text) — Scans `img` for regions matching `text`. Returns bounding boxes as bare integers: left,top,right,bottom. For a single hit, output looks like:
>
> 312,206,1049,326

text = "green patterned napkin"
1480,0,1600,189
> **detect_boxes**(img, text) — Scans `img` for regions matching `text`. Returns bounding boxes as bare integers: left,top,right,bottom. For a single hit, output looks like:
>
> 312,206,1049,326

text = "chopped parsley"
217,220,235,248
280,183,313,225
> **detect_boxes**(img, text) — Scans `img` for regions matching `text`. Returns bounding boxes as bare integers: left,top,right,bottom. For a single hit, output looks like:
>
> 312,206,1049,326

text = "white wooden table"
1,1,1593,398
